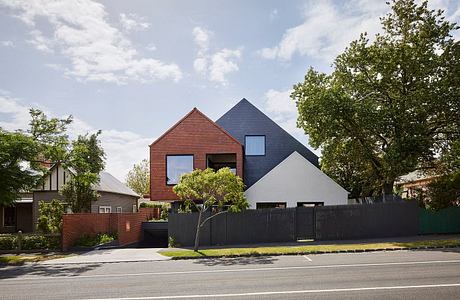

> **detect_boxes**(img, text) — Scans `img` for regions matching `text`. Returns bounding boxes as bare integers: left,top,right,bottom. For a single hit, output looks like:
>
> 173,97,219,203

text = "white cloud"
0,0,182,84
208,49,242,84
265,88,296,115
0,94,32,130
269,9,278,21
120,13,150,32
146,43,156,51
259,0,387,62
259,0,460,62
262,88,320,156
0,93,152,181
0,40,14,47
192,26,242,85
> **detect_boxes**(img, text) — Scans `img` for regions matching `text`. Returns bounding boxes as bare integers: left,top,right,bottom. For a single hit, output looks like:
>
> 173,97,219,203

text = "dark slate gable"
216,98,319,188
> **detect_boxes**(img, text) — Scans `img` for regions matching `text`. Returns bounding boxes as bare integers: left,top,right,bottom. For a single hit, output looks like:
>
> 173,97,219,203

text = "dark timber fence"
168,202,420,247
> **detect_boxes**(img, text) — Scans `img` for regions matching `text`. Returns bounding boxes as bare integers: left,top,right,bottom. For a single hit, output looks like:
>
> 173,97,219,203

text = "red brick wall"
61,208,159,251
150,109,243,201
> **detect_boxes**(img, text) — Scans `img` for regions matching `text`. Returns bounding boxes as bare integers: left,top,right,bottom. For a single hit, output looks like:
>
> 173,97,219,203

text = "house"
150,108,243,201
0,163,139,233
397,170,438,199
150,98,348,208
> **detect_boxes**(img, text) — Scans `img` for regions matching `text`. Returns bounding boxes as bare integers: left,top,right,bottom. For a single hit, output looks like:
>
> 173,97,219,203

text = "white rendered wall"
245,151,348,208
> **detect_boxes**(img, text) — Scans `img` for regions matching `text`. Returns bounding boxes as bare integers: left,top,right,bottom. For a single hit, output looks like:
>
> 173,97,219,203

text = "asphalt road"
1,248,460,299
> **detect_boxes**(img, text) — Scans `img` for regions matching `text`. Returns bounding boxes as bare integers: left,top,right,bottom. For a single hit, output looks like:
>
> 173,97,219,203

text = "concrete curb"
167,244,460,260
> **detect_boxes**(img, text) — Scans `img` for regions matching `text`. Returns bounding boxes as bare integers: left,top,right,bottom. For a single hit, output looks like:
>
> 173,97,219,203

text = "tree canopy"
173,167,247,251
61,131,105,213
0,109,72,206
126,159,150,196
292,0,460,201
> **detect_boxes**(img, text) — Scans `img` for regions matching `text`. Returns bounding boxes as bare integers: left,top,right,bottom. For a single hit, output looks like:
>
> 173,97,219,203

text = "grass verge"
160,238,460,259
0,253,71,265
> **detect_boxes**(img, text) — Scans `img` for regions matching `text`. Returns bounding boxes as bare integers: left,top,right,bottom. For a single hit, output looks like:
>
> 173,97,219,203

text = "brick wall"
61,208,159,251
150,108,243,201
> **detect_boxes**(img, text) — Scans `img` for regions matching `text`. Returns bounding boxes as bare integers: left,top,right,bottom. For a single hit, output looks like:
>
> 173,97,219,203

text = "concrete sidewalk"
41,248,170,264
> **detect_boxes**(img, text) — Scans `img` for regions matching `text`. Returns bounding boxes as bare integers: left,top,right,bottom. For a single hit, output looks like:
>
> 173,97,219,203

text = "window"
245,136,265,156
297,202,324,207
256,202,286,209
3,206,16,227
99,206,111,213
116,207,122,213
166,155,193,185
132,204,137,213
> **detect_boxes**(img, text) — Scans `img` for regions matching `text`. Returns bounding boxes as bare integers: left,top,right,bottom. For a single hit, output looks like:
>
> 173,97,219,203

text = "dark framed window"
166,155,194,185
297,202,324,207
3,206,16,227
245,135,265,156
256,202,286,209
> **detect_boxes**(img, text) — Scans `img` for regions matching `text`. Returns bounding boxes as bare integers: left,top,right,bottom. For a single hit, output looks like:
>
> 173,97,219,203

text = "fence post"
17,230,23,251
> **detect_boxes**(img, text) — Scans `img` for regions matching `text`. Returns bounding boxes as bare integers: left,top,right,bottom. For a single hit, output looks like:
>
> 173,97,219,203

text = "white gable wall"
245,151,348,208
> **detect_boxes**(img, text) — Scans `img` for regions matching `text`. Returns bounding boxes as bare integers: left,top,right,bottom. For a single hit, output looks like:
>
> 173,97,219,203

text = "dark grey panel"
216,98,319,187
314,202,419,240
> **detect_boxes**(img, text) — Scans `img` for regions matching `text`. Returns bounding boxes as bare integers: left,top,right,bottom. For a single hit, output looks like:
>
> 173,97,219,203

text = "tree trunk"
193,210,202,252
382,181,394,202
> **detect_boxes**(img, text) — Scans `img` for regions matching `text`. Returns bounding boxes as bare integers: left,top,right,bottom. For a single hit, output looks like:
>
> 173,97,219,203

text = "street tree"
173,168,248,251
126,159,149,196
292,0,459,200
61,131,105,212
0,109,72,206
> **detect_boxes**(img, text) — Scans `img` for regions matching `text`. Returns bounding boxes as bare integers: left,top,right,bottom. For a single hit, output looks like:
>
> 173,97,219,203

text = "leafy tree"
423,141,460,210
126,159,149,196
292,0,459,200
0,109,72,206
37,199,65,234
173,168,248,251
61,131,105,213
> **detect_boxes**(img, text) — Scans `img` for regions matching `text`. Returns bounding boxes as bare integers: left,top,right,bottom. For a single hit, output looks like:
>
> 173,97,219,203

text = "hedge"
0,234,60,251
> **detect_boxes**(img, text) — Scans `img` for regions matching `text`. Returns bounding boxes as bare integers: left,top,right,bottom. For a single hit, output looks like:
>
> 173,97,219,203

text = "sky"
1,0,459,181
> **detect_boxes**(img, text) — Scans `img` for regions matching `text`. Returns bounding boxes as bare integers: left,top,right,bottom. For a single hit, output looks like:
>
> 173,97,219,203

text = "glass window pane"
245,136,265,155
167,155,193,185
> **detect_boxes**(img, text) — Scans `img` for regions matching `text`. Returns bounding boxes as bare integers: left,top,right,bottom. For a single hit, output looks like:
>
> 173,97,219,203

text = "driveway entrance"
41,248,170,264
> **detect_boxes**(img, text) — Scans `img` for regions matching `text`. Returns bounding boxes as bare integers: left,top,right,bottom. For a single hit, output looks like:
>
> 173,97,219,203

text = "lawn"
160,238,460,258
0,253,72,265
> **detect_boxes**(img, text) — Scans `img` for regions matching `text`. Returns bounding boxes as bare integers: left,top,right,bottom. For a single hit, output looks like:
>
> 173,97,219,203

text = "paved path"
40,248,170,264
1,248,460,299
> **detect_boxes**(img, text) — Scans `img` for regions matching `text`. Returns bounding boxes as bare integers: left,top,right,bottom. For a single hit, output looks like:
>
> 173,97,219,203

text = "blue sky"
1,0,459,180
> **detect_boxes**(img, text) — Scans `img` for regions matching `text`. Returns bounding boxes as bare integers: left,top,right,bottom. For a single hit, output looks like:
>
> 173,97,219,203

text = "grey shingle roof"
94,171,139,197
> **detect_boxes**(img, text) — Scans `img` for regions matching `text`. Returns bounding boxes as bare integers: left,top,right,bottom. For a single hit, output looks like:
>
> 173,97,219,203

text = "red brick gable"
150,108,243,201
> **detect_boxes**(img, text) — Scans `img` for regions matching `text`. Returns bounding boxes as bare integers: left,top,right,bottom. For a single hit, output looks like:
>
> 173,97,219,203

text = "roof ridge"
150,107,242,147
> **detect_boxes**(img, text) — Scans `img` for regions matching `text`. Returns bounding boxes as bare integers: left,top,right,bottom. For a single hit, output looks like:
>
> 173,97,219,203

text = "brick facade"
150,108,243,201
61,208,159,251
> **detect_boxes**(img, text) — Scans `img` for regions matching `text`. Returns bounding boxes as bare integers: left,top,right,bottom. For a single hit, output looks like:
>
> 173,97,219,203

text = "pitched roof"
216,98,319,187
95,171,139,197
149,107,242,147
44,164,139,197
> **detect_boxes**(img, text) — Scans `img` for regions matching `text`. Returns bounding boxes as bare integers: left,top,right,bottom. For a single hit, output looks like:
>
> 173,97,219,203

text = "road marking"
83,283,460,299
303,255,312,262
2,259,460,282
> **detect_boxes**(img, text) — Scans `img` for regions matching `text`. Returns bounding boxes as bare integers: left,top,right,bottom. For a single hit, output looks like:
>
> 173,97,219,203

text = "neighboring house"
0,163,139,233
397,170,438,199
150,98,348,208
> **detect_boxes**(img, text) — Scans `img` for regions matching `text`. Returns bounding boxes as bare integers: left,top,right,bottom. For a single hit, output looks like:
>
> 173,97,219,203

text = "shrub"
21,235,60,250
0,234,60,250
0,235,16,250
139,202,162,209
74,233,117,248
160,203,170,220
37,199,64,234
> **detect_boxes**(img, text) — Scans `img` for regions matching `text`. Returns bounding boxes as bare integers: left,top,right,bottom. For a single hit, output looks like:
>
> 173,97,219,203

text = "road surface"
1,248,460,299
